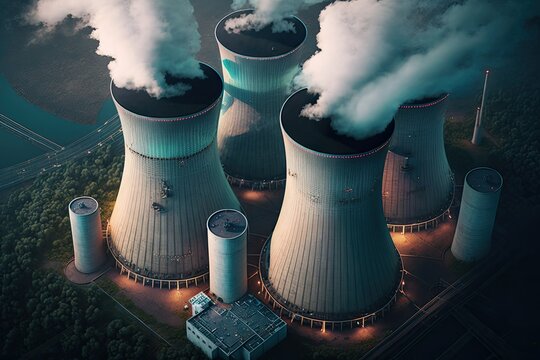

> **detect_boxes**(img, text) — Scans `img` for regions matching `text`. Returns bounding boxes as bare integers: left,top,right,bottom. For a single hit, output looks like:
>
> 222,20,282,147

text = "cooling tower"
207,209,248,303
261,89,402,323
382,95,454,232
215,10,307,188
451,167,502,262
69,196,106,273
109,63,241,282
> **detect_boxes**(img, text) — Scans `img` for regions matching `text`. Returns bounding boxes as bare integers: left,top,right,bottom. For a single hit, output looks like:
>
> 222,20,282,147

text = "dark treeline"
0,145,202,359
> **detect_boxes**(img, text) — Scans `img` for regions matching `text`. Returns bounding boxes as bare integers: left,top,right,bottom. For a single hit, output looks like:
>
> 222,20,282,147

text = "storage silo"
109,63,241,282
215,10,307,189
207,209,248,304
451,167,502,262
69,196,106,273
262,89,402,323
382,94,454,232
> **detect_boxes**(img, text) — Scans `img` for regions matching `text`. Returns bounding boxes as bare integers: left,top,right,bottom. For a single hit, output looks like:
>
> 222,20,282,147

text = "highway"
0,114,123,191
0,113,63,151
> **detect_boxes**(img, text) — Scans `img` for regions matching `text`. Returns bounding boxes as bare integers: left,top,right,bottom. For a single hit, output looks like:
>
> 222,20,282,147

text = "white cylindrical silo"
451,167,503,262
263,88,402,321
69,196,106,273
215,10,307,188
207,209,248,304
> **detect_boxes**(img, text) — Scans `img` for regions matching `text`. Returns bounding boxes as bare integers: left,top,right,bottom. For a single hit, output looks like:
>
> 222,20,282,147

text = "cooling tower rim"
68,196,99,216
399,93,449,109
207,209,248,240
280,88,394,158
465,167,503,194
215,9,307,60
110,62,223,121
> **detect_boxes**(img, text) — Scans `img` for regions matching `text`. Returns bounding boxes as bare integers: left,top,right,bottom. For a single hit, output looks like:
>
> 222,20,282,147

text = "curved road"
0,114,123,190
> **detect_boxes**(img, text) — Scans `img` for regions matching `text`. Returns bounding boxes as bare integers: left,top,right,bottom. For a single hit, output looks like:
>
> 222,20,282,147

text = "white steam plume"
226,0,325,33
296,0,540,139
29,0,203,98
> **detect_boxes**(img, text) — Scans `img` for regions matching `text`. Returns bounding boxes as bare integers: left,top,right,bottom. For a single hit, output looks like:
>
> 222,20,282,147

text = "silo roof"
281,89,394,155
466,167,503,193
111,63,222,118
216,10,306,58
208,209,247,238
69,197,98,215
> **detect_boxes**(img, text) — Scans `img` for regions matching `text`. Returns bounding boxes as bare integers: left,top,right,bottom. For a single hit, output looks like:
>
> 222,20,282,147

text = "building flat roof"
208,209,247,239
466,167,503,193
69,197,98,215
281,89,394,155
111,63,222,118
187,294,286,356
216,10,306,58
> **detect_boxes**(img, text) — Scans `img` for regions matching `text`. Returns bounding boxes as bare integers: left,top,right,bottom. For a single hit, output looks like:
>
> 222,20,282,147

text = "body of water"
0,75,115,168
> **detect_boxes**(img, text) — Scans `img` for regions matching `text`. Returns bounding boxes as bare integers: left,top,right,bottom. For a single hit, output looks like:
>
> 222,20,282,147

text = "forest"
0,145,203,359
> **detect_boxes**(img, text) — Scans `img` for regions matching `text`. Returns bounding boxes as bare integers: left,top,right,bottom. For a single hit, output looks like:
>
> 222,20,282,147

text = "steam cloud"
29,0,203,98
296,0,540,139
226,0,325,33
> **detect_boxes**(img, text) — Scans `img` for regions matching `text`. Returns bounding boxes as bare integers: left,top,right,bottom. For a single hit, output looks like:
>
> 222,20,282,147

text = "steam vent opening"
69,197,98,215
216,10,306,58
401,94,447,107
281,89,395,154
111,63,222,118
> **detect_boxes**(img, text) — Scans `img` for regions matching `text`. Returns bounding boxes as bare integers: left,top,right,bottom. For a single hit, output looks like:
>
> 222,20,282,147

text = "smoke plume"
296,0,540,139
226,0,325,33
29,0,203,98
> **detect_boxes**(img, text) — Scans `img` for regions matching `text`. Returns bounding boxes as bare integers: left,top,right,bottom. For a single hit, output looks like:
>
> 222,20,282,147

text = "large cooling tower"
109,63,240,281
215,10,307,188
382,95,454,232
261,89,402,323
69,196,106,273
451,167,502,262
207,209,248,304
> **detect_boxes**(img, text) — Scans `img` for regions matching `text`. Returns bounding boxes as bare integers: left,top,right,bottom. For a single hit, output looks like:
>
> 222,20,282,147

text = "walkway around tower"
258,237,405,332
105,222,209,290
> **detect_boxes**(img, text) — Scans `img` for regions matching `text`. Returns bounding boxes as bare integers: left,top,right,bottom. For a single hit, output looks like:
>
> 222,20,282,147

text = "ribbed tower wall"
69,197,106,274
109,64,240,280
264,89,402,321
382,95,454,231
207,209,248,304
451,167,502,262
215,10,306,186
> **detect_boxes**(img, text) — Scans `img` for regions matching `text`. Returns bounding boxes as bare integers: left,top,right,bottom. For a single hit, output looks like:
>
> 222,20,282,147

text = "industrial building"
208,209,248,304
187,294,287,360
382,94,454,232
108,63,241,284
261,89,402,328
215,10,307,189
451,167,502,262
68,196,106,273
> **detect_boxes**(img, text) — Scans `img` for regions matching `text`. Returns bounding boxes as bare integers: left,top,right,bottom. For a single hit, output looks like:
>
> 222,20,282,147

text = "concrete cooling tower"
207,209,248,304
382,95,454,232
260,89,402,328
215,10,307,189
108,63,241,285
69,196,106,274
451,167,502,262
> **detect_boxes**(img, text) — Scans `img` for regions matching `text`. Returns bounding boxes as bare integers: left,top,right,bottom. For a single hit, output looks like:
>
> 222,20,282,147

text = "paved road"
0,114,123,190
0,113,63,151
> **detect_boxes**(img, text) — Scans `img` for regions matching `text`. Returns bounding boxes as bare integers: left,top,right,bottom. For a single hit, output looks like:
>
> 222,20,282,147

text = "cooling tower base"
105,224,208,289
387,208,452,233
225,173,286,191
258,238,404,331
